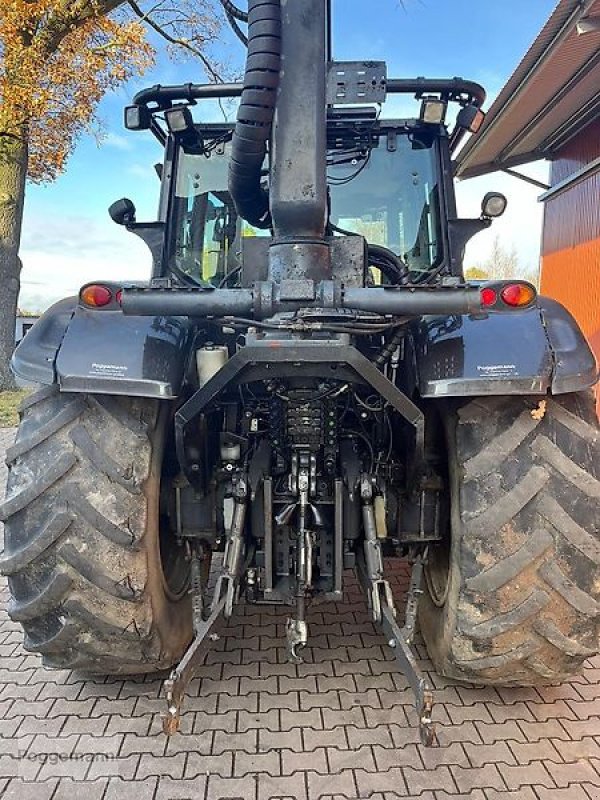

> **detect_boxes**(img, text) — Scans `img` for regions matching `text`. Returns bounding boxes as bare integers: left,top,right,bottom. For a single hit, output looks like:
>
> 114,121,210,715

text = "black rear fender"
12,293,596,401
11,298,192,399
413,295,598,398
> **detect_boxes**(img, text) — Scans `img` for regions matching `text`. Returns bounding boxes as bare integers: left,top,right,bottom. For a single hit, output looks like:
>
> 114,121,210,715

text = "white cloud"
19,213,152,312
126,162,163,185
456,161,549,277
103,132,134,151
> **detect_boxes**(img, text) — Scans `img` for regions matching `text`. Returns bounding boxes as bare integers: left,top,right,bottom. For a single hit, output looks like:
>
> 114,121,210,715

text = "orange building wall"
540,119,600,414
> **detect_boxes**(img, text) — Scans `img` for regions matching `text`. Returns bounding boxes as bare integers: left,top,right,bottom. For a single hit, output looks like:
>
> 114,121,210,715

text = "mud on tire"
421,393,600,685
0,386,191,674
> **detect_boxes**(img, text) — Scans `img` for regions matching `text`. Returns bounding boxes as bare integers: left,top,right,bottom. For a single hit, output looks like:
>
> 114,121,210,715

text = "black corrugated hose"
228,0,281,228
219,0,248,22
219,0,248,45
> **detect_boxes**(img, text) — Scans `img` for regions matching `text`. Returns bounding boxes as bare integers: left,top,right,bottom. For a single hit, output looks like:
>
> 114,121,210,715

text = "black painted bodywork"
12,294,597,399
412,297,598,397
12,299,192,399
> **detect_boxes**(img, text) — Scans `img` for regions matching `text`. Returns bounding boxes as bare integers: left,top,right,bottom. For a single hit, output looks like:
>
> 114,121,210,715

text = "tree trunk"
0,133,28,390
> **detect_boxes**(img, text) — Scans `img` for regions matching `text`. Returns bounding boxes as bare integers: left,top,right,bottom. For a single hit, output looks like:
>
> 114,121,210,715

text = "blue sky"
19,0,557,310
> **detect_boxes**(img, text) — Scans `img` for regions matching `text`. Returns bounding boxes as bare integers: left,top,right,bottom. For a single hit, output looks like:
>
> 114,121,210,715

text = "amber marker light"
500,283,537,308
80,284,113,308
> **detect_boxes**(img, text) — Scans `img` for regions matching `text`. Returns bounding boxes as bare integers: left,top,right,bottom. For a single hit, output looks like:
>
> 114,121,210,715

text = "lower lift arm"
380,558,437,747
358,477,438,747
162,475,249,735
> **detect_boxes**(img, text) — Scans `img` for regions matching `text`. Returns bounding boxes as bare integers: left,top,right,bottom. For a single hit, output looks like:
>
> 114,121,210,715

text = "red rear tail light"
480,287,497,307
479,282,537,310
501,283,536,308
80,284,113,308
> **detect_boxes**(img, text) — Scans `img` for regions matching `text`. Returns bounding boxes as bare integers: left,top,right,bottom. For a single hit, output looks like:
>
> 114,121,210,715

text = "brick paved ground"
0,425,599,800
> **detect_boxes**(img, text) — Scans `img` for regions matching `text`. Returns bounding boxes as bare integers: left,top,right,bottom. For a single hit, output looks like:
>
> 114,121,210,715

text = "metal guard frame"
175,338,425,486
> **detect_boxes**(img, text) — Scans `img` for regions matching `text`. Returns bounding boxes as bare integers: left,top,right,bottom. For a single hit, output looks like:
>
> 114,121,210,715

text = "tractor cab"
116,74,504,296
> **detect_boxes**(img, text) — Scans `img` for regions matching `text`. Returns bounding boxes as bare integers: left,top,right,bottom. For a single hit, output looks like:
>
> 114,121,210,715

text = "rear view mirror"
109,198,137,226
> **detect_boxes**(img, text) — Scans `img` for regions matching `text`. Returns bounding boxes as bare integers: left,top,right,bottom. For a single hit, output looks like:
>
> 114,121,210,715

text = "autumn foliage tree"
0,0,225,389
464,266,490,281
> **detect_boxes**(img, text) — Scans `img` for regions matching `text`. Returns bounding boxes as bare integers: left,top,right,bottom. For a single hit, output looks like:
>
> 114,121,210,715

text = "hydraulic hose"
375,328,405,367
224,11,248,46
219,0,248,45
368,243,410,285
329,223,409,286
219,0,248,22
229,0,281,229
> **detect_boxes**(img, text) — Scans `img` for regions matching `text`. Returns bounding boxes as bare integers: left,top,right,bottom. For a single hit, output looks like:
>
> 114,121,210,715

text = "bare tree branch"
127,0,224,82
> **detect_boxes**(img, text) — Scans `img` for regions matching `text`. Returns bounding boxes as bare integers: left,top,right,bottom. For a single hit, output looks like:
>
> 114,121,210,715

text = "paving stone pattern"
0,426,599,799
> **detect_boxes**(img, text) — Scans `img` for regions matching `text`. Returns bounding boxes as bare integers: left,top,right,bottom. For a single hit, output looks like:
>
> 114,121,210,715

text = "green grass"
0,390,30,428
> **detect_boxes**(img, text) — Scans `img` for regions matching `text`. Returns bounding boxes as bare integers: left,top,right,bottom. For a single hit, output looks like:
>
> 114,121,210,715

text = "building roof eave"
455,0,600,178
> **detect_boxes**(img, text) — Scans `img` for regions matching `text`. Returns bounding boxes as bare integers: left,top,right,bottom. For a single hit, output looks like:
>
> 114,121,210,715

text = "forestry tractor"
2,0,599,746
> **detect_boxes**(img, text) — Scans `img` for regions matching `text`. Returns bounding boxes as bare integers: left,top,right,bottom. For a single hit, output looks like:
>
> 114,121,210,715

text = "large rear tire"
0,386,192,674
420,393,600,685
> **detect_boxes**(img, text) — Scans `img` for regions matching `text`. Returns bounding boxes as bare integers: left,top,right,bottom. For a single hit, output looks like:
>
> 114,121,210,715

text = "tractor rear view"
2,0,599,746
